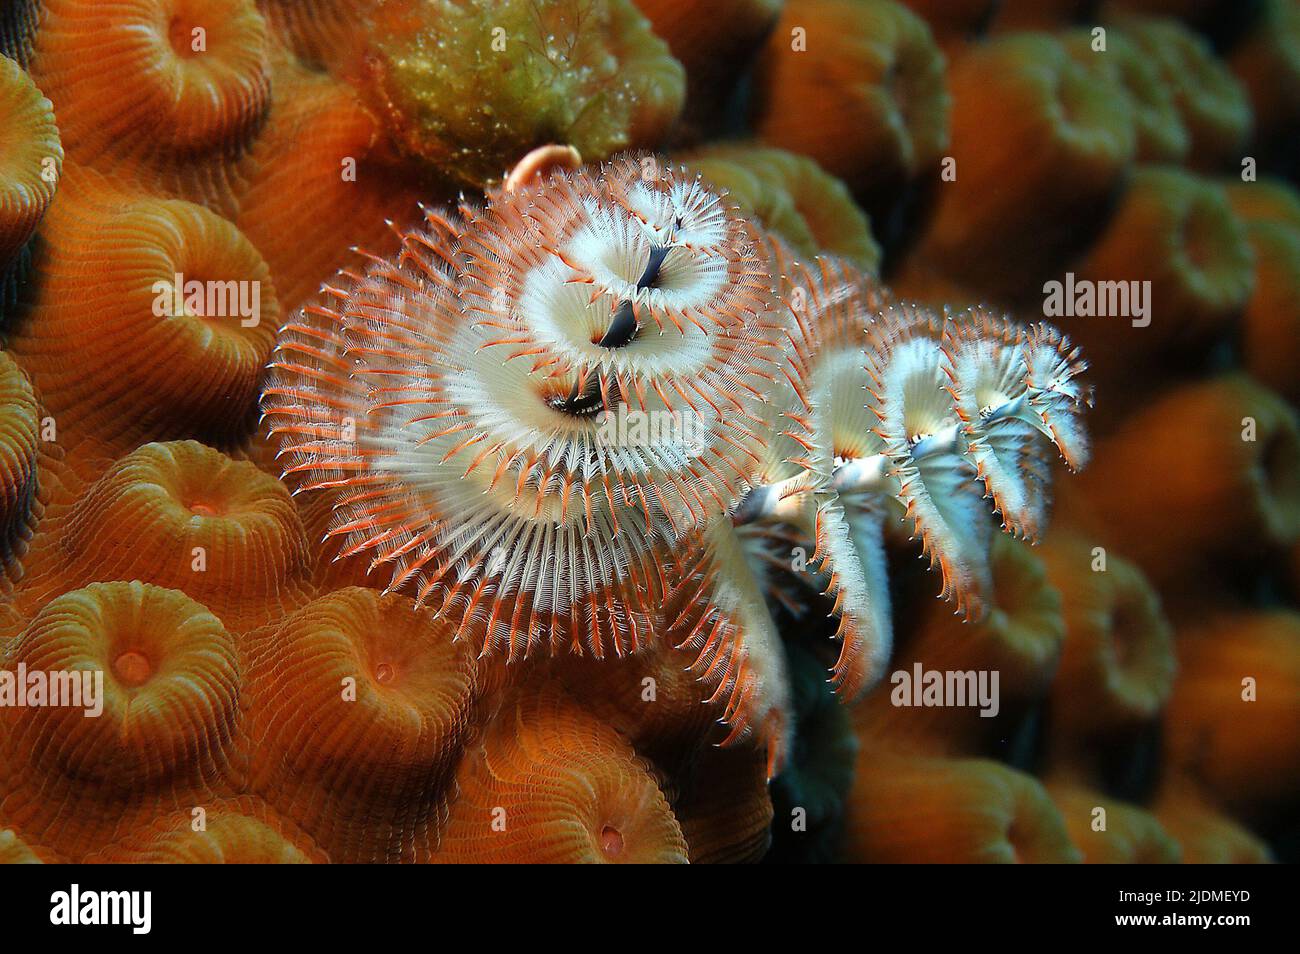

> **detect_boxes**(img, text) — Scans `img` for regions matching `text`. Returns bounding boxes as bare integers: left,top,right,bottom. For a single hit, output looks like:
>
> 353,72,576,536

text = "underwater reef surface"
0,0,1296,864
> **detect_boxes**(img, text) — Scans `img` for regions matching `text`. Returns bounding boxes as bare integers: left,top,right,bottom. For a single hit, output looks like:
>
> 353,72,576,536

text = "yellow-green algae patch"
368,0,685,187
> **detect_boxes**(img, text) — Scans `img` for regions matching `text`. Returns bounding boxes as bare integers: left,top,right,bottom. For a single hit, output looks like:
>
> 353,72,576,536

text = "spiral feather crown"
263,153,1091,766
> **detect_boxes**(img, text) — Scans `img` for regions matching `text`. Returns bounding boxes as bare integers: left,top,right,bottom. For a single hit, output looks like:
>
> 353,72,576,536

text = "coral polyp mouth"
112,650,153,687
166,14,199,59
599,824,626,858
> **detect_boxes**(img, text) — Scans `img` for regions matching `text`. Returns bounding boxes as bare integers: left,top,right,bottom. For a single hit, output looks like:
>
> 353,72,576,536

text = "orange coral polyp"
0,352,38,548
1241,221,1300,403
1069,375,1300,577
34,440,313,629
9,179,279,449
434,686,688,863
0,55,62,265
934,534,1064,695
1046,781,1181,864
919,32,1136,294
3,582,239,781
1040,534,1176,736
753,0,950,198
32,0,271,161
1113,15,1252,172
86,799,327,864
1071,166,1253,359
842,750,1082,863
682,143,883,272
241,588,478,862
245,588,478,782
1062,28,1190,164
1164,611,1300,824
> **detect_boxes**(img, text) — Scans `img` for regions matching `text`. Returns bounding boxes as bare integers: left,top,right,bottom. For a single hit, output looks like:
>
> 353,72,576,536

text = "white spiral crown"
263,152,1091,771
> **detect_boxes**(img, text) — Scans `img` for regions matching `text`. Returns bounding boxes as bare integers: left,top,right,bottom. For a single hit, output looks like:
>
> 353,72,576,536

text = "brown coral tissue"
0,0,1297,888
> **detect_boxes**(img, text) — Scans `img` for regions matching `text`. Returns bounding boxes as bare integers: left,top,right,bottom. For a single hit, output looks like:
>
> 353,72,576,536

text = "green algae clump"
367,0,685,187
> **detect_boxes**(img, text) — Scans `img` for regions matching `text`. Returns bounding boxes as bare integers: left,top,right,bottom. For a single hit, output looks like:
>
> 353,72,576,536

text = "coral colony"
0,0,1297,865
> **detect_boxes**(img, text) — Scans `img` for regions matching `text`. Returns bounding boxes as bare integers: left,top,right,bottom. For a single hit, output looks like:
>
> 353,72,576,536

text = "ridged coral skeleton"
263,150,1092,770
2,0,1296,874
